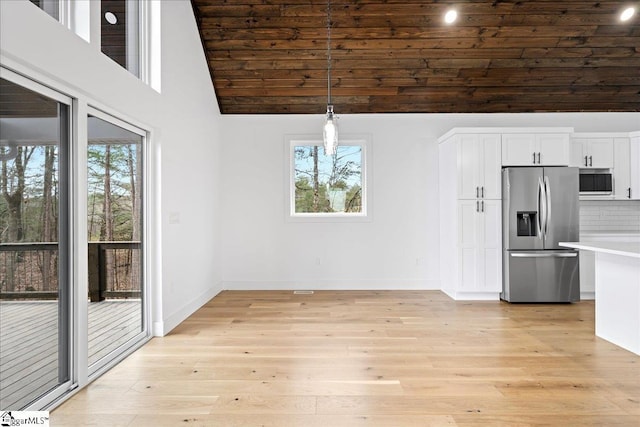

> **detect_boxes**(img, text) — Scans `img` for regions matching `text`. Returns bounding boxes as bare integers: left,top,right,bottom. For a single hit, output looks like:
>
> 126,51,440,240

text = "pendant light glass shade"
323,0,338,156
323,105,338,156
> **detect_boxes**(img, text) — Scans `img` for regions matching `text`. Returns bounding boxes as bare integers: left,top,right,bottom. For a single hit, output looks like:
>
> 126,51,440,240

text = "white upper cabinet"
502,133,570,166
613,138,631,199
631,136,640,200
457,134,501,199
571,138,614,168
614,135,640,200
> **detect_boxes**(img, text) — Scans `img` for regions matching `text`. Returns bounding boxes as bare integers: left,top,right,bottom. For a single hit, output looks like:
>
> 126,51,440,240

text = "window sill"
287,213,371,223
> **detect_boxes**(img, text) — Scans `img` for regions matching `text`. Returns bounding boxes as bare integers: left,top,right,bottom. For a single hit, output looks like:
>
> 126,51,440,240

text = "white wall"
219,114,438,289
219,112,640,290
0,0,223,335
3,0,639,323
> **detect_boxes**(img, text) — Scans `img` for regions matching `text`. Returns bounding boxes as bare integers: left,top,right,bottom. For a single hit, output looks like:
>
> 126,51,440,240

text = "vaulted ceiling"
191,0,640,114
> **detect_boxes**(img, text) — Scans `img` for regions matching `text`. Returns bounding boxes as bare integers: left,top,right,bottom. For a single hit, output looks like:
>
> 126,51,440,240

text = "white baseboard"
221,279,439,291
580,292,595,300
152,321,164,337
156,285,223,336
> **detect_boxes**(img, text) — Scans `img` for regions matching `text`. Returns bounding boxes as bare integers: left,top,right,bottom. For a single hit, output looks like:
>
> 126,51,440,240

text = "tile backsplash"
580,200,640,232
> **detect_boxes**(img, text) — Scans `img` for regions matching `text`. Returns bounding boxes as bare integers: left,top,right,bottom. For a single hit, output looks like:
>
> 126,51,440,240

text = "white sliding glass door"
86,110,146,374
0,74,72,410
0,69,151,411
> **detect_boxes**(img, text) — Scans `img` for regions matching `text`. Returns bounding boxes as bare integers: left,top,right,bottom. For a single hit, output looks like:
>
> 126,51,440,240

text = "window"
28,0,60,21
101,0,140,77
288,135,371,220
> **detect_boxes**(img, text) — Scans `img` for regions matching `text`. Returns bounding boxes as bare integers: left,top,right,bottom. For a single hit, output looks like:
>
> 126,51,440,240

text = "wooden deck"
0,300,141,410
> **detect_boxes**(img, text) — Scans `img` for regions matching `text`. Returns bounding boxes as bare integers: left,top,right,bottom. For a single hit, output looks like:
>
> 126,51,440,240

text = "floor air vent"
293,290,314,295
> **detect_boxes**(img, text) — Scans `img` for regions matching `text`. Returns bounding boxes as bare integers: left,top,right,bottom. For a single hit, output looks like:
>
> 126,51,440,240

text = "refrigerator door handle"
537,177,545,239
511,252,578,258
544,175,551,236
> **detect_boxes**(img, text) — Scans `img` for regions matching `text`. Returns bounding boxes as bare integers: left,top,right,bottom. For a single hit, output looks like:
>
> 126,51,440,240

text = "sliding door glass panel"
87,114,143,370
0,77,70,410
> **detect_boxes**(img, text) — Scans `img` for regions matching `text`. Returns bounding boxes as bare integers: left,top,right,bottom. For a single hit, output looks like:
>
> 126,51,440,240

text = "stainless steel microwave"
579,170,612,194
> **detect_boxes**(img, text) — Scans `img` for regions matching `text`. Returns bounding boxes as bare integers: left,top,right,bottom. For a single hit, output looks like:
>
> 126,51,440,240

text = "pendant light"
323,0,338,156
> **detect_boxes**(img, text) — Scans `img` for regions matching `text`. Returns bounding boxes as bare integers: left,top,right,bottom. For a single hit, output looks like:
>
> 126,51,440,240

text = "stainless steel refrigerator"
501,167,580,302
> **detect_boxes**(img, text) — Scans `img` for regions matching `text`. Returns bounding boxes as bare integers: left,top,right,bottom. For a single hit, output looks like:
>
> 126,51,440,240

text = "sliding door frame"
85,106,151,379
0,65,153,410
0,67,75,411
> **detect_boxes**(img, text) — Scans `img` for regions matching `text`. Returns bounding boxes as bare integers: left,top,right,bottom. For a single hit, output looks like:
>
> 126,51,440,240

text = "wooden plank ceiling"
192,0,640,114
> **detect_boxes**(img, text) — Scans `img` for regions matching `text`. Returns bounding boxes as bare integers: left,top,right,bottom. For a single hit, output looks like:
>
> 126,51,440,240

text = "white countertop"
560,241,640,258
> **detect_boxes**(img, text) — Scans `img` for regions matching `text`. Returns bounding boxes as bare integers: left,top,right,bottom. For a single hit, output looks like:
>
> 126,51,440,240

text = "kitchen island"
560,241,640,355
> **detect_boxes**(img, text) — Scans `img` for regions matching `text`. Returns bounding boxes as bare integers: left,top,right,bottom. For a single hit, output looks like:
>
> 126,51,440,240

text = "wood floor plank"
50,290,640,424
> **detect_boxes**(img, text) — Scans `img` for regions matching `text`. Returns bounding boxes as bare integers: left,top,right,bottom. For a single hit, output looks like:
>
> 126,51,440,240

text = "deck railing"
0,242,141,300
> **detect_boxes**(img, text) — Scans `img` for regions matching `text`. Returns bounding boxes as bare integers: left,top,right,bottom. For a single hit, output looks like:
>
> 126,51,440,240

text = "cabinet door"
457,135,481,199
480,134,502,199
630,137,640,200
479,200,502,292
458,200,480,292
613,138,631,199
586,138,614,168
502,134,536,166
537,134,570,166
570,139,587,167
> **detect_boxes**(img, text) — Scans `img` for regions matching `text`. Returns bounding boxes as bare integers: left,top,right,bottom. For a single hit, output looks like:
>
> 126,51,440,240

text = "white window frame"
286,134,372,222
64,0,161,91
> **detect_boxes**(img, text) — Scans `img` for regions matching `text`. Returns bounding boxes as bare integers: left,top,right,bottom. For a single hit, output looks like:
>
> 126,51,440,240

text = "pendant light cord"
326,0,332,106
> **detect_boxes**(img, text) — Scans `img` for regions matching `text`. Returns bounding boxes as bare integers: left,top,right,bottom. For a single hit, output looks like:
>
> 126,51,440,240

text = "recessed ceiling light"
620,6,636,22
105,11,118,25
444,9,458,24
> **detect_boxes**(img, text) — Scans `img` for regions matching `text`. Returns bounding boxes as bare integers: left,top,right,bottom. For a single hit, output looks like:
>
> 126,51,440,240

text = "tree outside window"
293,144,363,214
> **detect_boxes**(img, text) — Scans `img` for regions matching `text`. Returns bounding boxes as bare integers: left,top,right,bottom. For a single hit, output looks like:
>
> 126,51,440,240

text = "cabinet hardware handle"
629,188,632,199
589,155,592,167
476,186,479,198
584,155,588,167
481,186,484,198
476,200,479,212
481,201,484,212
532,152,536,164
537,152,541,164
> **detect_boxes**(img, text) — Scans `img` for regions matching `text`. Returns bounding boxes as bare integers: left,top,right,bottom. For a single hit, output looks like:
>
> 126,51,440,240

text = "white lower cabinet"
439,130,503,300
455,199,502,299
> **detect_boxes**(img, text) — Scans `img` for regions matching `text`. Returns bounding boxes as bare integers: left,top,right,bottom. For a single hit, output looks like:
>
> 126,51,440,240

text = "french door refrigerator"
501,167,580,302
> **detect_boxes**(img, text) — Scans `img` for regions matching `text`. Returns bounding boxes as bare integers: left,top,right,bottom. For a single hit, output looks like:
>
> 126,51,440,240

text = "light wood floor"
51,291,639,426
